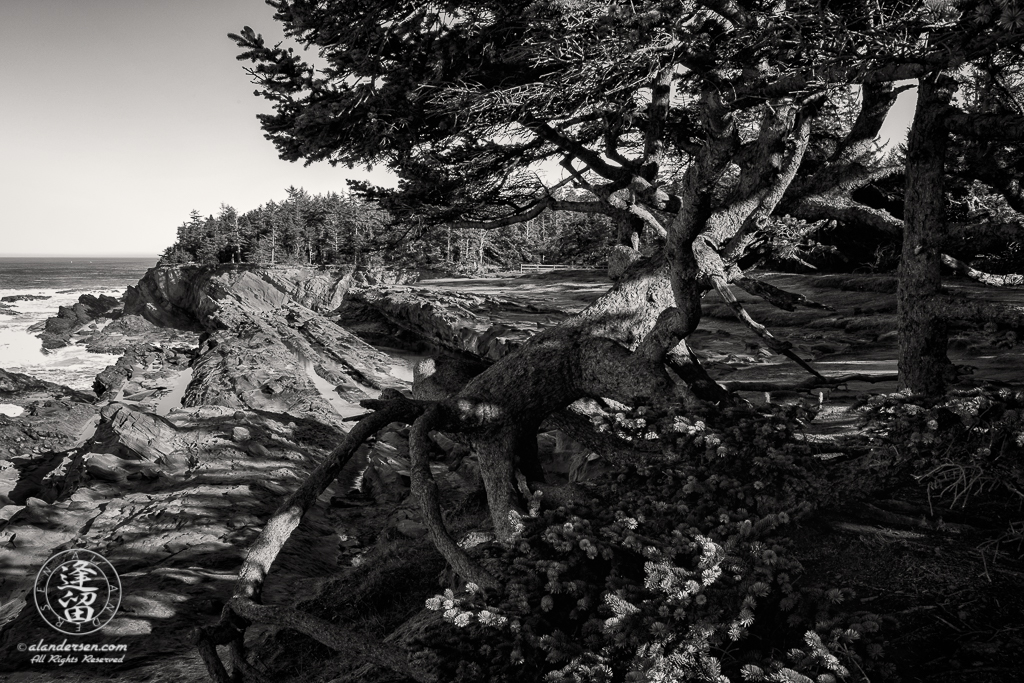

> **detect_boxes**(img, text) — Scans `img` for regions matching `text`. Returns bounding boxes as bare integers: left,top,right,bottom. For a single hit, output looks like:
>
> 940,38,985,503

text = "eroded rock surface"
0,403,366,680
338,286,568,361
0,265,478,681
119,266,406,427
124,264,355,331
36,293,121,349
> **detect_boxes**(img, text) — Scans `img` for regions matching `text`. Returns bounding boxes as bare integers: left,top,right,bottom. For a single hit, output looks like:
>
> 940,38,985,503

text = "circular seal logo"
34,549,121,635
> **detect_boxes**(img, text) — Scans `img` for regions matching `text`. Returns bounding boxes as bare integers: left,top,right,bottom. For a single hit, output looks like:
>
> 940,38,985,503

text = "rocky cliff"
124,264,354,331
122,265,405,422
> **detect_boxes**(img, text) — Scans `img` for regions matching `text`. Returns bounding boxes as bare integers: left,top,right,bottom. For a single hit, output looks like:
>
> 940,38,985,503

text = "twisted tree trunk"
428,256,687,542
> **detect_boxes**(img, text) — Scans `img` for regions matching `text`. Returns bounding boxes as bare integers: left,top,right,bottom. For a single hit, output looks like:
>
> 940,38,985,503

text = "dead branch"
666,342,736,405
720,373,898,392
731,275,835,312
945,108,1024,141
228,599,435,683
711,277,826,381
941,253,1024,287
448,196,626,231
931,295,1024,327
944,219,1024,250
195,393,425,683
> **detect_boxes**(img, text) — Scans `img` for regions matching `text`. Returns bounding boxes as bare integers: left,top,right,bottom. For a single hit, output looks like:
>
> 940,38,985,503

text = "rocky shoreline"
7,263,1021,681
0,264,585,681
0,268,344,674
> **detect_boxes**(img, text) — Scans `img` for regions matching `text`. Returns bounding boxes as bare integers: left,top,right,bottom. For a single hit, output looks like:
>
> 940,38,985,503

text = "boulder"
37,293,122,349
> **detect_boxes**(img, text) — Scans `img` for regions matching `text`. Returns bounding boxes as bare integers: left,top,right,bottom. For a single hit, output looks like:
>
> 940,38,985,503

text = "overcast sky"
0,0,394,257
0,1,915,258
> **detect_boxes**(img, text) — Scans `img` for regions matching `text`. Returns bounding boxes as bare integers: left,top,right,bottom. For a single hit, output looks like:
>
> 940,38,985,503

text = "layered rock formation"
337,285,569,361
123,264,354,331
34,293,121,348
122,265,407,428
0,264,430,680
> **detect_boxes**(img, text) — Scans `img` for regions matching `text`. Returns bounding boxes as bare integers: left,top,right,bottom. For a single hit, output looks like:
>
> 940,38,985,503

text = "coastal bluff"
0,264,439,681
123,263,355,332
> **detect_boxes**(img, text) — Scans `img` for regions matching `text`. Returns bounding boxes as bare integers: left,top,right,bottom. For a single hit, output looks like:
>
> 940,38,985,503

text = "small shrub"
859,388,1024,515
420,403,884,682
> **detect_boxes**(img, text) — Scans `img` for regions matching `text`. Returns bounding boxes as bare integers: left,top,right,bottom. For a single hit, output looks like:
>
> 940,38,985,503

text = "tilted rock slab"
338,286,568,362
125,265,405,421
124,264,354,332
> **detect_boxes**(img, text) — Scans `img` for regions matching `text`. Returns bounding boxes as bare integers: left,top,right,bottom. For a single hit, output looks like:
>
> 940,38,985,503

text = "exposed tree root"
194,391,430,683
409,405,499,589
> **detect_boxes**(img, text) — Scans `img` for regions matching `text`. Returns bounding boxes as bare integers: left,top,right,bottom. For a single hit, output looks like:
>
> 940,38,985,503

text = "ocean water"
0,257,157,391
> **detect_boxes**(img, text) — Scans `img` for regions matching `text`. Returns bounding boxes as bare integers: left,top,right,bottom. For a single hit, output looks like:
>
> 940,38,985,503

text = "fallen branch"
228,599,435,683
194,391,426,683
665,342,735,405
731,275,835,312
932,295,1024,327
941,253,1024,287
720,373,898,393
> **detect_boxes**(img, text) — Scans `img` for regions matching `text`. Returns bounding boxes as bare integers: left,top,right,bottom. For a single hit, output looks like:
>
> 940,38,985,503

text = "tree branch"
946,109,1024,141
941,253,1024,287
789,194,903,235
641,66,676,181
945,220,1024,248
730,274,835,312
931,295,1024,326
829,82,911,164
720,373,898,392
710,276,826,381
195,394,423,682
721,103,817,260
525,118,631,182
228,598,435,682
448,197,624,230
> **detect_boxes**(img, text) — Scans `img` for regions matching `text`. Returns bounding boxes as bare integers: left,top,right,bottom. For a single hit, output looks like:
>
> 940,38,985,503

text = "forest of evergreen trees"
158,186,618,272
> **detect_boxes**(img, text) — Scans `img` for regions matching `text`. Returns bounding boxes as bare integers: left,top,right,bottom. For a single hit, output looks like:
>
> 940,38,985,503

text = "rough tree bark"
899,75,955,395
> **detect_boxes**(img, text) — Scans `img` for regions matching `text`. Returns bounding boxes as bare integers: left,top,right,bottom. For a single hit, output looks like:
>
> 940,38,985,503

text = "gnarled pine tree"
195,2,1024,680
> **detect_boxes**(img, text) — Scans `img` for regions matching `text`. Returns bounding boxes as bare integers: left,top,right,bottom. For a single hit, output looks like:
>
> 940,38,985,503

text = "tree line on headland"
158,186,620,270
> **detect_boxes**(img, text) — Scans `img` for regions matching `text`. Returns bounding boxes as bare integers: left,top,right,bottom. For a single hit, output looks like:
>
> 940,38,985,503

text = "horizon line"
0,254,160,259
